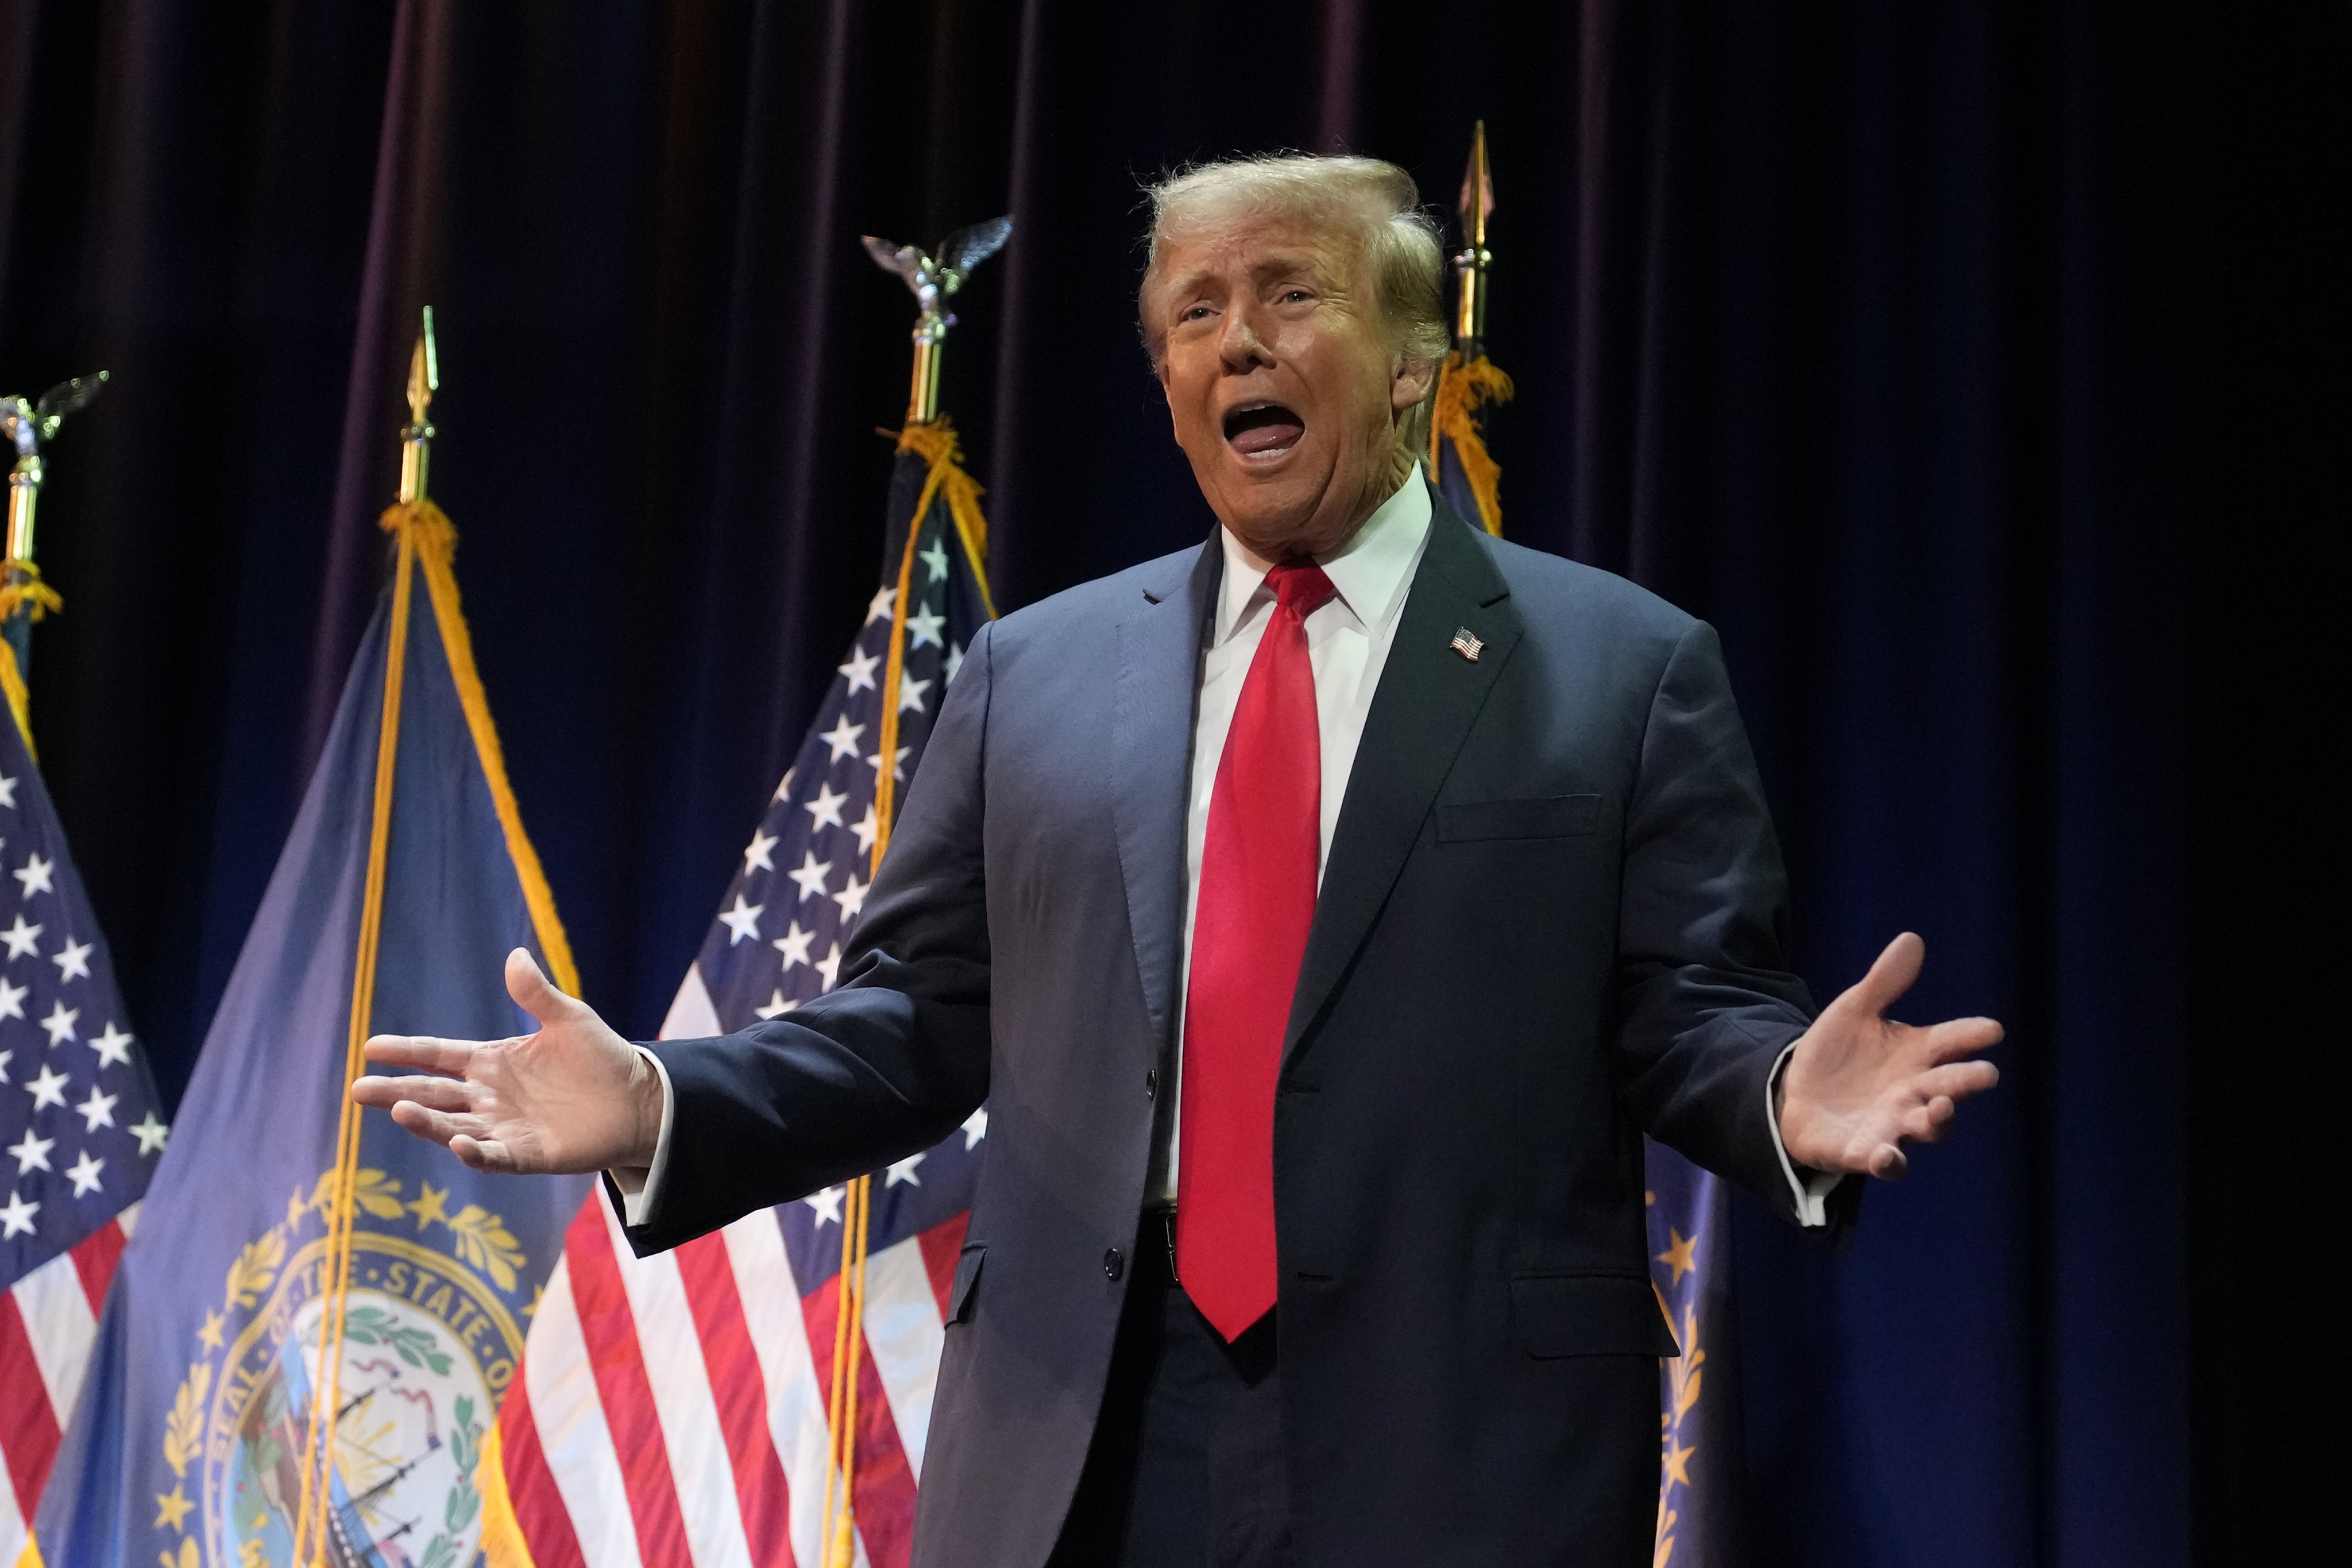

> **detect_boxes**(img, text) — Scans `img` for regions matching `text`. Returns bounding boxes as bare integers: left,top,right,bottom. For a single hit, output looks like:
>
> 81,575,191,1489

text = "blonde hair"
1140,153,1448,466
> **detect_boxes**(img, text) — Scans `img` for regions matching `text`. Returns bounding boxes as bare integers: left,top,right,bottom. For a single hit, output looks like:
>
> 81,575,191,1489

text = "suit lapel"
1113,533,1222,1047
1285,492,1520,1060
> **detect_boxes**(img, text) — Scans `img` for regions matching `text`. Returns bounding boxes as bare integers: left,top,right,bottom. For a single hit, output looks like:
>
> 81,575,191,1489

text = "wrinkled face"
1149,214,1435,561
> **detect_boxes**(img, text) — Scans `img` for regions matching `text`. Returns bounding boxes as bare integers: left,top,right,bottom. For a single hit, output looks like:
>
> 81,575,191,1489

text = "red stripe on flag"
916,1212,970,1322
800,1274,921,1568
673,1233,796,1568
67,1219,126,1318
496,1369,589,1568
0,1291,62,1524
563,1200,694,1568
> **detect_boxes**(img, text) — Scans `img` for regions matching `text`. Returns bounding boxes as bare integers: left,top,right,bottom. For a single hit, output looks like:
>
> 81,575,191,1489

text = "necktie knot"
1267,561,1336,619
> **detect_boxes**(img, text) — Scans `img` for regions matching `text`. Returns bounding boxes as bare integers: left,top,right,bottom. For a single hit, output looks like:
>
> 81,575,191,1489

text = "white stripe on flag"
660,963,724,1042
721,1211,837,1568
860,1235,947,1480
1,1450,26,1568
524,1257,648,1568
117,1200,141,1241
11,1242,98,1423
594,1196,756,1568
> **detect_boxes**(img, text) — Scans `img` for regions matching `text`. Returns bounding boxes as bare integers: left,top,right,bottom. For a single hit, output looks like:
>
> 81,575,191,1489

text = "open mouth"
1223,401,1305,459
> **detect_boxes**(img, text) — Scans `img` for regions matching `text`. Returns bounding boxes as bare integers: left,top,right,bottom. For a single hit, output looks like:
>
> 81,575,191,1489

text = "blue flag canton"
0,716,166,1289
691,479,989,1287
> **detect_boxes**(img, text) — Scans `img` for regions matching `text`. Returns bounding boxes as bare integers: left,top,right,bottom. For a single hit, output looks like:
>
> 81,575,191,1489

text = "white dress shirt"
624,471,1833,1227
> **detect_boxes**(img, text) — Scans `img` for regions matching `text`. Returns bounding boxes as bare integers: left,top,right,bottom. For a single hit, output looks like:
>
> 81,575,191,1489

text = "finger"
386,1098,481,1149
1845,932,1926,1018
1866,1141,1909,1179
449,1133,518,1175
363,1035,476,1073
1912,1059,2000,1103
505,947,574,1026
352,1074,474,1114
1898,1095,1958,1144
1916,1015,2005,1064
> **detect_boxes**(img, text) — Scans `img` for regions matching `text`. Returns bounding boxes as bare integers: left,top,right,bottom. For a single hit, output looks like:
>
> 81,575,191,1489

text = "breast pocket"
1436,794,1602,843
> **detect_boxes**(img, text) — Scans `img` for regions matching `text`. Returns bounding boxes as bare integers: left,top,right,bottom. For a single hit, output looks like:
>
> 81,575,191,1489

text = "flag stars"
961,1106,988,1150
898,671,932,715
754,990,797,1020
130,1112,169,1155
154,1485,194,1533
1,914,40,959
886,1153,924,1187
849,804,880,856
90,1022,134,1069
920,539,951,584
195,1310,225,1351
41,999,78,1045
773,921,814,970
1655,1229,1700,1287
76,1086,117,1132
838,646,882,696
51,936,93,982
814,943,843,991
804,782,849,833
719,895,765,946
773,767,796,804
865,745,911,782
864,586,897,627
786,852,833,903
0,1188,36,1238
24,1063,68,1110
742,828,779,874
0,773,15,808
906,603,946,651
819,716,866,762
0,976,24,1019
7,1128,52,1174
65,1150,103,1197
831,874,870,923
13,852,54,897
805,1184,845,1226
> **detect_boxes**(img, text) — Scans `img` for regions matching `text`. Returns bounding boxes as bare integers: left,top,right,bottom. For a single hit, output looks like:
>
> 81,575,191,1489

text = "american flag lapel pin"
1450,626,1484,662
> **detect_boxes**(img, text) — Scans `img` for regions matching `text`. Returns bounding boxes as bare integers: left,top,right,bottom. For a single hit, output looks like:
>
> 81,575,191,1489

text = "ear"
1391,353,1439,411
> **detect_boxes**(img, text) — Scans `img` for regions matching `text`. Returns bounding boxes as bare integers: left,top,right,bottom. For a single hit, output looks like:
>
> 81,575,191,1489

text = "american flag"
0,704,167,1563
487,430,992,1568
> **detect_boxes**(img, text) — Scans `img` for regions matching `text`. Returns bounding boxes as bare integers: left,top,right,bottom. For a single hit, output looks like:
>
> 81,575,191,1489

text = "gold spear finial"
1453,122,1494,350
398,306,439,505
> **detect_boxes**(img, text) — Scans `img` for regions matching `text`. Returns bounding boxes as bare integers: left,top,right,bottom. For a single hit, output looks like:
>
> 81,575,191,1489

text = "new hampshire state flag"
28,501,591,1568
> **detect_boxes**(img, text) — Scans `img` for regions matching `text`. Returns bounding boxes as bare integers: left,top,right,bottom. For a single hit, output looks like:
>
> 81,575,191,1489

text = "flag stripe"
0,1291,61,1523
497,1379,590,1568
798,1272,920,1568
720,1211,837,1568
914,1212,968,1326
565,1201,696,1568
673,1233,797,1567
592,1196,759,1568
9,1241,95,1437
524,1261,648,1568
859,1236,945,1477
66,1211,128,1318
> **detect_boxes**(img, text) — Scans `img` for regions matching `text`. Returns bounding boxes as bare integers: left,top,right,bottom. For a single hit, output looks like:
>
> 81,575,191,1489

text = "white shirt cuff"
608,1047,676,1227
1766,1040,1841,1229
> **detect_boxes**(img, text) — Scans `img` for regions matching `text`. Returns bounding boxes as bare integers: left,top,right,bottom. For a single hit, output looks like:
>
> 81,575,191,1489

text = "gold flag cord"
1427,351,1513,536
293,505,421,1567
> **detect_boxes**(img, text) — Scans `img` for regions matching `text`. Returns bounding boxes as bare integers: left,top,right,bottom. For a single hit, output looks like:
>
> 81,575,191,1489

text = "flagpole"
0,371,108,746
1430,124,1513,535
1453,121,1492,358
294,308,438,1568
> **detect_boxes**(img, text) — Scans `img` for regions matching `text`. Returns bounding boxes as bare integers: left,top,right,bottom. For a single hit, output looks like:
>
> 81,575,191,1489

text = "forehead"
1152,211,1361,294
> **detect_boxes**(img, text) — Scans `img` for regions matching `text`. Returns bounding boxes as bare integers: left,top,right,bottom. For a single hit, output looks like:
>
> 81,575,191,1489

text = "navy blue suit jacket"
628,493,1826,1567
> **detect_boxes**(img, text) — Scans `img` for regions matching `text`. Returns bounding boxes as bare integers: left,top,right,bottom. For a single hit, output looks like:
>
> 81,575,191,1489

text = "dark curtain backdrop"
0,2,2340,1565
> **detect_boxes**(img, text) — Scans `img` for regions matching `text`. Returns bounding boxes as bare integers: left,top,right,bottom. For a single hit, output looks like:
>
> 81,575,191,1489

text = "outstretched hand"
350,948,663,1176
1778,933,2002,1179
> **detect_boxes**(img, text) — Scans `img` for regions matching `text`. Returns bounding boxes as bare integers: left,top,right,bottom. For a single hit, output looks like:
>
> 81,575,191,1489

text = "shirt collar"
1213,470,1435,646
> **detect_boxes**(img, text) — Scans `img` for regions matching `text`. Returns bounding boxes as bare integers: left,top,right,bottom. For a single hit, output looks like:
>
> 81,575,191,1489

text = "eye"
1281,288,1314,304
1181,304,1214,322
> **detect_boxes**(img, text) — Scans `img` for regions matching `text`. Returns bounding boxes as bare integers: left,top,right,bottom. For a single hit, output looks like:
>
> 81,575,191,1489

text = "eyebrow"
1160,249,1329,311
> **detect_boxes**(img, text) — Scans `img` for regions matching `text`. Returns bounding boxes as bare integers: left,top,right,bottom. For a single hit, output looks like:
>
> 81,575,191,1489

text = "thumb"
505,947,570,1026
1845,931,1925,1019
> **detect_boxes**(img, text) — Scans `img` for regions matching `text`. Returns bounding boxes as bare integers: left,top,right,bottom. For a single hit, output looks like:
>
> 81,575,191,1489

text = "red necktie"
1177,560,1335,1341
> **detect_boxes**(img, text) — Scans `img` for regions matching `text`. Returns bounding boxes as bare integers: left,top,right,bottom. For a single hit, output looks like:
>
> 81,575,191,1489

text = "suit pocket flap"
1509,1273,1679,1359
947,1243,986,1324
1437,794,1602,841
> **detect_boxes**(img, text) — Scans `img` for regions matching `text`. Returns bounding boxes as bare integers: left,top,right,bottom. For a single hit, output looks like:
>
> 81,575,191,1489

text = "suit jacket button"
1103,1248,1125,1281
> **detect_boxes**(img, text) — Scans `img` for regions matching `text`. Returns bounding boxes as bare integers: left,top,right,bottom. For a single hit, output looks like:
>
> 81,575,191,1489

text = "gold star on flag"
1663,1436,1697,1489
197,1310,225,1352
406,1180,451,1230
155,1484,194,1531
1655,1227,1700,1285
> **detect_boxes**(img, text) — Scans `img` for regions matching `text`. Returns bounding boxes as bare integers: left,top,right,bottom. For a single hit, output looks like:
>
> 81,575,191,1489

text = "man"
355,155,2000,1568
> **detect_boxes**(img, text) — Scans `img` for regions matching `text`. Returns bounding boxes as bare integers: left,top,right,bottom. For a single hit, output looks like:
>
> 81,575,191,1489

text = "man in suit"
355,154,2000,1567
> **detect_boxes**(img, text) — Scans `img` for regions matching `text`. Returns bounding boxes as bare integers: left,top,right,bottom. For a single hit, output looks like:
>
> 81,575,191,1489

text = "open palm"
349,947,662,1175
1778,932,2002,1179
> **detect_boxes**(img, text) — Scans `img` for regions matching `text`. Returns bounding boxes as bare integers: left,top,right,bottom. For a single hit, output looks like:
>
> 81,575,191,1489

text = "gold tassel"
1427,352,1515,536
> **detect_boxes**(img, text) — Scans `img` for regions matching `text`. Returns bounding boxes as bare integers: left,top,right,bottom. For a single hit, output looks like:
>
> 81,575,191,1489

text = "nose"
1218,299,1274,371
